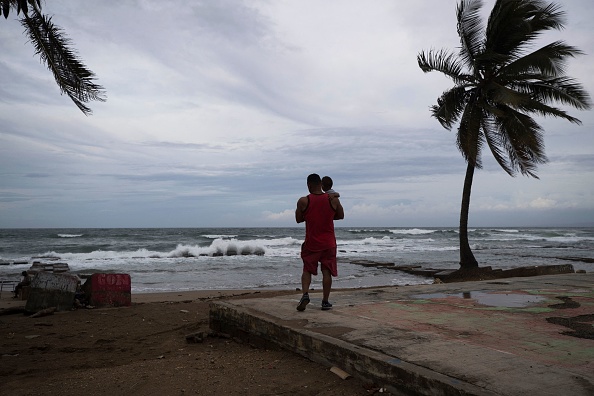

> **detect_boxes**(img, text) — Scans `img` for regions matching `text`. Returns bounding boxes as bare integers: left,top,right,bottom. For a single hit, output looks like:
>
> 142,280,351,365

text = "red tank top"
303,193,336,251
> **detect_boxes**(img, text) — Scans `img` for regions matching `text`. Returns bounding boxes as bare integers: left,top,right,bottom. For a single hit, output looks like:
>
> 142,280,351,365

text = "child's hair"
321,176,333,191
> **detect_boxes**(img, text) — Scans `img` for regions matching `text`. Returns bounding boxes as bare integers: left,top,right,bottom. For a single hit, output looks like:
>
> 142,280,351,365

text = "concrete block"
534,264,575,275
85,273,131,307
20,285,31,300
25,272,79,313
500,264,574,278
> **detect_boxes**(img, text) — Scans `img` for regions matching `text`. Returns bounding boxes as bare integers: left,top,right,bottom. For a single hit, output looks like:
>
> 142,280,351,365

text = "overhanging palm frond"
1,0,40,19
21,10,106,115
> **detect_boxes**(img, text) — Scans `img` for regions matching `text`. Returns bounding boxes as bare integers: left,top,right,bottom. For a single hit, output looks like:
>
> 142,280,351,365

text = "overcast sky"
1,0,592,228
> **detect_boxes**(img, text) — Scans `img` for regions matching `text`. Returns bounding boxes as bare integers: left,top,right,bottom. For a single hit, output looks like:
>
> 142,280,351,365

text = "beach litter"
330,366,351,380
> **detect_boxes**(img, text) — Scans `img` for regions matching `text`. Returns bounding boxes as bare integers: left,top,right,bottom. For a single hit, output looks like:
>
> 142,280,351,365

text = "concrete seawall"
210,273,594,395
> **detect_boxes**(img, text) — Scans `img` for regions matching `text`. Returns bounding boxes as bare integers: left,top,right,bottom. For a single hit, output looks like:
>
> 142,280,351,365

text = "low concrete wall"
209,301,494,396
435,264,575,283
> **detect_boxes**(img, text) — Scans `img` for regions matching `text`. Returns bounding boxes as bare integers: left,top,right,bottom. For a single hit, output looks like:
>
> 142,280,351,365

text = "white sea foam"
58,234,83,238
389,228,437,235
169,240,266,257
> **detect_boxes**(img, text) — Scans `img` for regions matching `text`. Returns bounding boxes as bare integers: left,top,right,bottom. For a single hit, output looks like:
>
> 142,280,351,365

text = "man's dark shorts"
301,245,337,277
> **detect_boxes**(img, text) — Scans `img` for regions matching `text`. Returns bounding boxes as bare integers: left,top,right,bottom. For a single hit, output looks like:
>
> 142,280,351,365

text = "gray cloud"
0,0,592,228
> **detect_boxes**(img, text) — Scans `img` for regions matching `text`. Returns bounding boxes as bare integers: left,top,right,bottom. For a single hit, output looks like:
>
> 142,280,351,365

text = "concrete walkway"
210,273,594,395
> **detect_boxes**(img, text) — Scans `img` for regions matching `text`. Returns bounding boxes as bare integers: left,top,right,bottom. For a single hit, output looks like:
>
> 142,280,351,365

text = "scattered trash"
330,366,351,380
185,332,207,343
29,307,56,318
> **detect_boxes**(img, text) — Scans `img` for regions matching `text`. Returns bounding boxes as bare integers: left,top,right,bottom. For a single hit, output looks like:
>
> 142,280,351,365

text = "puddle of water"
412,291,546,308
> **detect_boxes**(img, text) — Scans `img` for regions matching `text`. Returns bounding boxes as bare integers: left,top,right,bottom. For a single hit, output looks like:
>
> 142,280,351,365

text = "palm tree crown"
418,0,590,177
417,0,590,269
2,0,105,115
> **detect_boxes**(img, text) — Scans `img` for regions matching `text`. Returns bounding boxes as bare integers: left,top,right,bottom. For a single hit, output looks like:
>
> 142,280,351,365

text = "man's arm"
295,196,308,223
332,197,344,220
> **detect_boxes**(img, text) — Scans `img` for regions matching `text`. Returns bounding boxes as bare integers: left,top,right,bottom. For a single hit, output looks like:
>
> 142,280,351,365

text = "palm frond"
519,98,583,124
484,80,531,108
500,41,584,79
525,1,565,33
456,92,484,167
482,115,515,176
457,0,485,70
431,86,469,130
494,107,547,178
486,0,566,61
417,49,472,85
473,48,509,71
21,10,106,115
522,77,591,111
1,0,40,19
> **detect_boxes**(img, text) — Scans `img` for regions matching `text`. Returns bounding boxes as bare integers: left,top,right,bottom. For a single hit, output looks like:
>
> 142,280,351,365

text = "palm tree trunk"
459,162,478,268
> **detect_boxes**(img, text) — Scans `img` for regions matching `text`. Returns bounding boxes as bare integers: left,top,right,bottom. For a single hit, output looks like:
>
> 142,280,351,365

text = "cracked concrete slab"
210,273,594,395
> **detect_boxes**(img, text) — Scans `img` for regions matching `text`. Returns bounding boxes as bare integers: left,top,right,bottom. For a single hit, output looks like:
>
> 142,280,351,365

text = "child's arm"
327,191,340,204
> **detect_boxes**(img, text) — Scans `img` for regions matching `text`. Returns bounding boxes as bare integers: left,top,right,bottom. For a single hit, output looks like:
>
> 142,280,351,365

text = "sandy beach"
0,289,382,396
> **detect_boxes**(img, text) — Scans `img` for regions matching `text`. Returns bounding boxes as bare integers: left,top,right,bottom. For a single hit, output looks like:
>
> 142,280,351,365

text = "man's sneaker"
321,300,333,310
296,294,310,311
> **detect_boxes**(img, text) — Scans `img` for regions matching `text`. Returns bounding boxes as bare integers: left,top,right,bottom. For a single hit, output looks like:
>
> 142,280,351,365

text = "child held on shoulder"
322,176,340,199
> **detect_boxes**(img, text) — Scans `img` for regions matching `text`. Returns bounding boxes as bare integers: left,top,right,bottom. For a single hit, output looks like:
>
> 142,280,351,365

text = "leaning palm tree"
2,0,105,115
417,0,591,269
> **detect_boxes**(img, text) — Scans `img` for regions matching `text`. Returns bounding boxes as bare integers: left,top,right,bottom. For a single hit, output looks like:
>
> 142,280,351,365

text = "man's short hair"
307,173,322,185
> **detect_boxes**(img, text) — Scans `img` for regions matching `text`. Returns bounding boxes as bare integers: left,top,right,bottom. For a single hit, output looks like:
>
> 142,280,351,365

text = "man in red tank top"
295,173,344,311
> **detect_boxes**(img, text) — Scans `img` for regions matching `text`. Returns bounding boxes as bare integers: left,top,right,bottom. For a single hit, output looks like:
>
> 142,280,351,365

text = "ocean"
0,227,592,293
